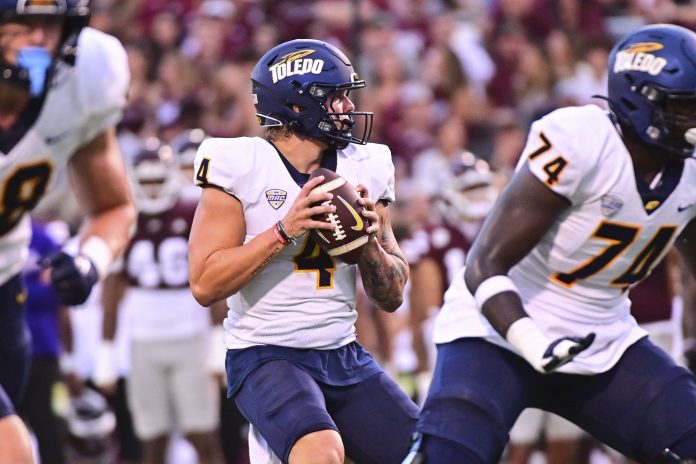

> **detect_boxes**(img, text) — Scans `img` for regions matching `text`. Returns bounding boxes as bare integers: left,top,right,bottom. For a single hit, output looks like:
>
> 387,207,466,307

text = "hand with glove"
540,333,596,372
43,251,99,306
506,317,595,373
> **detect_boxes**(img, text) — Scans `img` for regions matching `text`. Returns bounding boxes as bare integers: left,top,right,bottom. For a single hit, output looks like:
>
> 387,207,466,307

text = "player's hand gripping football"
354,184,380,239
280,175,337,240
43,251,99,306
540,333,595,373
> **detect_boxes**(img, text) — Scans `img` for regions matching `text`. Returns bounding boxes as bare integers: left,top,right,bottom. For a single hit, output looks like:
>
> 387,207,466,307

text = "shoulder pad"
75,28,130,117
193,137,257,196
517,105,610,203
358,142,396,203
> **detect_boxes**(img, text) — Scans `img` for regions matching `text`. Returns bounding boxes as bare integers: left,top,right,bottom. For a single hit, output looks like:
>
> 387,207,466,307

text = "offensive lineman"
189,39,418,464
409,24,696,463
0,1,134,463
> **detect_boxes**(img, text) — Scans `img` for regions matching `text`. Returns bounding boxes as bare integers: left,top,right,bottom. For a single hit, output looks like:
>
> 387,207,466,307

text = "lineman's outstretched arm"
464,164,594,373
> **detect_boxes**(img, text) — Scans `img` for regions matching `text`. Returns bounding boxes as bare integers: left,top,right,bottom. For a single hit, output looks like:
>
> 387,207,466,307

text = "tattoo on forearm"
360,249,408,310
380,228,409,281
250,248,282,277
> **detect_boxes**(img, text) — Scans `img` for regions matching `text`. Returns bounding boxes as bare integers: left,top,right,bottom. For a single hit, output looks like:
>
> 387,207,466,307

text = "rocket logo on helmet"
269,49,325,83
613,41,667,76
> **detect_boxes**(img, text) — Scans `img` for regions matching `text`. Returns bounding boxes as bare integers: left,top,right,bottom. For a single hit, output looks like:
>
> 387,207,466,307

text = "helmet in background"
66,387,116,458
251,39,373,149
435,152,499,225
607,24,696,159
170,128,207,202
171,127,207,173
130,137,180,215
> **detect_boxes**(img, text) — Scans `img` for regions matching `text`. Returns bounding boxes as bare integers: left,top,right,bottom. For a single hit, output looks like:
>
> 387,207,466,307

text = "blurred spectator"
412,116,470,197
360,46,411,143
486,24,530,108
514,42,556,124
419,44,468,120
489,119,527,178
555,37,611,108
386,82,437,171
201,59,263,138
429,12,495,98
490,0,557,43
556,0,608,39
545,30,578,81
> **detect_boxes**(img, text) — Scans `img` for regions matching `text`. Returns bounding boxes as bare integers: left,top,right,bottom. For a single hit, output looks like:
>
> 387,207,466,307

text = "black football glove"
43,251,99,306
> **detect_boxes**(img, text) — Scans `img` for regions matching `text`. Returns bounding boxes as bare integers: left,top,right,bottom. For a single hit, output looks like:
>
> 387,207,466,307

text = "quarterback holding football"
188,39,418,464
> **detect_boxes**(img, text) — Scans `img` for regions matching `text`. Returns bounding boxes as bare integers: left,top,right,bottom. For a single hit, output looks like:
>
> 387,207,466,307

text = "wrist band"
275,221,297,245
59,351,75,374
80,235,113,279
273,223,288,245
473,275,519,310
506,317,551,372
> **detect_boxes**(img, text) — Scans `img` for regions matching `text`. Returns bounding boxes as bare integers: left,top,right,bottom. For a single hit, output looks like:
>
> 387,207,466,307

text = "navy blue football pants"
417,337,696,463
0,274,31,418
234,360,419,464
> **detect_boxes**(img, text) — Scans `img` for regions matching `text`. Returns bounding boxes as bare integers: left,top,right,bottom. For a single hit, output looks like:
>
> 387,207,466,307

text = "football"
308,168,371,264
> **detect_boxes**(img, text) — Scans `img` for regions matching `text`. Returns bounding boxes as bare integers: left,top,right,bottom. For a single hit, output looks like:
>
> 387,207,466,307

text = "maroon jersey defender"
405,154,500,380
123,199,196,289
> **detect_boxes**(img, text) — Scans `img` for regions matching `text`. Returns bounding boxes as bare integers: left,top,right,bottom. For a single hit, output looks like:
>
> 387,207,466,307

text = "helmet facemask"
310,83,373,149
623,83,696,159
0,1,89,105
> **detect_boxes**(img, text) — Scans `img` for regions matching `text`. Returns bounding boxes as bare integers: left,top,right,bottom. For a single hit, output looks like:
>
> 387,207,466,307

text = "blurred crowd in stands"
26,1,696,463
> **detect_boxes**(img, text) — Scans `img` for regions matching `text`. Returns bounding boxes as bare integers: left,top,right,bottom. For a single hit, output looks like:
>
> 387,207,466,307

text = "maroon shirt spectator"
490,0,557,44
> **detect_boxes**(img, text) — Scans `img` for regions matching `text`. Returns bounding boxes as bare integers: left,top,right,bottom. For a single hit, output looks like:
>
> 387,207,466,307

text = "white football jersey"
435,104,696,374
194,137,395,350
0,28,129,286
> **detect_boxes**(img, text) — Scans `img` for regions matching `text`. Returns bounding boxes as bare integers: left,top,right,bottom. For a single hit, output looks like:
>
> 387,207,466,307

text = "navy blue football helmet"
0,0,90,96
607,24,696,159
251,39,373,149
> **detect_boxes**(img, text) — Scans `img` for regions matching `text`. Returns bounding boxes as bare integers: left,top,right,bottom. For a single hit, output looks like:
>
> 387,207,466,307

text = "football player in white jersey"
189,39,418,464
407,24,696,464
0,1,134,463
